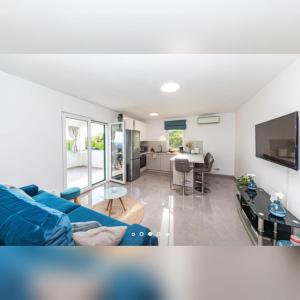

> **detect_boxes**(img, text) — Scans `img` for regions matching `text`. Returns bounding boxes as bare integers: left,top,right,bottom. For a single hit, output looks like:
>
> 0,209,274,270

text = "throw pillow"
71,221,101,233
73,226,127,246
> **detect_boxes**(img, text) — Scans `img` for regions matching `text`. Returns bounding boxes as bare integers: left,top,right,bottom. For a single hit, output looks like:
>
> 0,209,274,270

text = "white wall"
145,113,236,176
236,59,300,219
0,71,117,194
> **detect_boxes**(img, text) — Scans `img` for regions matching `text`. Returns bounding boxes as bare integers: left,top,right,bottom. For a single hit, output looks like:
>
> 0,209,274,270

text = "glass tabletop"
103,186,128,200
238,186,300,228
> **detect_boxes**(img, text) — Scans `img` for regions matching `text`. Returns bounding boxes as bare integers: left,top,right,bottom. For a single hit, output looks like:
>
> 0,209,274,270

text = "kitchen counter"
140,151,177,156
170,153,204,164
170,154,204,190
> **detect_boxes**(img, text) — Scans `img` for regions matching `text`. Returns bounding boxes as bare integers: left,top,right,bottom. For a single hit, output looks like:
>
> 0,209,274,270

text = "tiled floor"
67,166,104,188
80,172,252,246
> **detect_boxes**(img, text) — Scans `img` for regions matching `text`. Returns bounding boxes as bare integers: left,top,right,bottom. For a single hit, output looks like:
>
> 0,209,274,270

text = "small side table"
104,187,128,216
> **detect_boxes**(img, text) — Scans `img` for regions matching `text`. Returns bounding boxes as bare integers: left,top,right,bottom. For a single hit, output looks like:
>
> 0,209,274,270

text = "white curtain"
68,126,80,152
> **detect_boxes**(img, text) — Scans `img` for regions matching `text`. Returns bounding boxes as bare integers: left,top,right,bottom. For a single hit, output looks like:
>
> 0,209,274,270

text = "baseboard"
207,173,236,180
144,169,171,176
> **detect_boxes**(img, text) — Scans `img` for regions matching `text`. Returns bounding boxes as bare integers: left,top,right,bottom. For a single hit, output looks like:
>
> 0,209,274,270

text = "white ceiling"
1,0,300,53
0,54,296,120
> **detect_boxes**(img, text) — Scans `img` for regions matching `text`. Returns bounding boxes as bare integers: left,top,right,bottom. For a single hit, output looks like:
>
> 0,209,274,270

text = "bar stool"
175,158,193,195
201,153,214,194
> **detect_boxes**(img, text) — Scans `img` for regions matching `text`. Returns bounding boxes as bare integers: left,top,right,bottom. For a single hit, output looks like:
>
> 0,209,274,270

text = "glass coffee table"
104,186,128,216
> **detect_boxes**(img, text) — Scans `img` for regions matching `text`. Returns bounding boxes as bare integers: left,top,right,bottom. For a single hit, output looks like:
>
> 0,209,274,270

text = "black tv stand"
236,186,300,246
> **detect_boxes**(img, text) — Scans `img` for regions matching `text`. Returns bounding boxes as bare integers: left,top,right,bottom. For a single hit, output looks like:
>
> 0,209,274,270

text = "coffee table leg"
106,199,111,211
109,199,113,216
119,197,127,211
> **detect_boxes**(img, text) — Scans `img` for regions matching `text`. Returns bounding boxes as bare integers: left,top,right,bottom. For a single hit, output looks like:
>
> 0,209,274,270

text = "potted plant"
237,174,257,189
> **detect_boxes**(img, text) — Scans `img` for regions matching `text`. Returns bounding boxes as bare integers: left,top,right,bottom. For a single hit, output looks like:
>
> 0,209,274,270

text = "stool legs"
200,172,210,194
179,172,192,196
183,172,186,196
74,197,80,204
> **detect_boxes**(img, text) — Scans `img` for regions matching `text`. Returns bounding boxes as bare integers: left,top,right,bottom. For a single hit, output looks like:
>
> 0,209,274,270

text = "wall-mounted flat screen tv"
255,112,299,170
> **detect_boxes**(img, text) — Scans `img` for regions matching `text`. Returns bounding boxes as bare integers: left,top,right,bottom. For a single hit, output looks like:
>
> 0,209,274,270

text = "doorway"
63,113,107,191
109,122,126,184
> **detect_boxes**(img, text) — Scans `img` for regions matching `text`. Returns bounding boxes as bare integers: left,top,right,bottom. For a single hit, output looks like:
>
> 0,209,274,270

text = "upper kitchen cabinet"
135,120,147,141
124,116,134,130
123,115,147,141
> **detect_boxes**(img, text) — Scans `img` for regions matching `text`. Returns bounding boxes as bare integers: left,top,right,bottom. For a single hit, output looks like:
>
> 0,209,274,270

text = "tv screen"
255,112,299,170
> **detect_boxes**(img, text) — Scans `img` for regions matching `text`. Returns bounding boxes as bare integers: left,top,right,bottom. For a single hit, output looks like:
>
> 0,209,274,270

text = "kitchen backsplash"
141,140,203,153
141,141,167,152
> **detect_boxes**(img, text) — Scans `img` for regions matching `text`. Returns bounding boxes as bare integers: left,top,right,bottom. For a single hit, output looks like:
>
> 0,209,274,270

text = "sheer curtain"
68,126,79,152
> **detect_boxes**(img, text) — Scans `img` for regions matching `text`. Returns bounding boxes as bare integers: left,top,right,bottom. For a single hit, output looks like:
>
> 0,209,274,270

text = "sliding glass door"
63,114,107,191
65,117,89,190
109,122,126,184
91,121,106,185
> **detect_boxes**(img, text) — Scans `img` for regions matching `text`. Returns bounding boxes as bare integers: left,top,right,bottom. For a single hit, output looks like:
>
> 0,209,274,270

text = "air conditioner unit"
197,115,220,125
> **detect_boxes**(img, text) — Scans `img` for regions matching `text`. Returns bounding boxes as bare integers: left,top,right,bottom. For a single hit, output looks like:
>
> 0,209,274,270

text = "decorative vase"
247,179,257,191
268,200,286,218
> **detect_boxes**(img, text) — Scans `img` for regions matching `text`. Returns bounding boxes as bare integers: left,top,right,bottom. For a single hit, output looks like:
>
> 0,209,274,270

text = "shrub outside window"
168,130,184,149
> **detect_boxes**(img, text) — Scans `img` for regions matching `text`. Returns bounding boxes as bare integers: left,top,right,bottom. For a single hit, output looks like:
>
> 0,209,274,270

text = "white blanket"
73,226,127,246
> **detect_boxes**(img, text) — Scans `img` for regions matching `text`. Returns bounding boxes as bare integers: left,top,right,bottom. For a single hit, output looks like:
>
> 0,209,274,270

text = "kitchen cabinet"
124,116,134,130
146,153,176,173
123,116,147,141
135,120,147,141
160,154,176,172
146,153,161,171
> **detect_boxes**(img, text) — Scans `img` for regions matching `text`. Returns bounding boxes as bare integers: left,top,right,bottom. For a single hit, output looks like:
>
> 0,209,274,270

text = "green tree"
169,130,183,148
66,140,75,152
86,133,105,150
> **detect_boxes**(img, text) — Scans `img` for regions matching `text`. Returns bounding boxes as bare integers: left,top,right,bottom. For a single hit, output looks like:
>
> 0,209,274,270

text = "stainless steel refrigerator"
126,130,141,182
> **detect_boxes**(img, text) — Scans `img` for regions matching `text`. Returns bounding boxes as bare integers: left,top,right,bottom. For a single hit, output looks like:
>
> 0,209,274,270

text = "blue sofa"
0,184,158,246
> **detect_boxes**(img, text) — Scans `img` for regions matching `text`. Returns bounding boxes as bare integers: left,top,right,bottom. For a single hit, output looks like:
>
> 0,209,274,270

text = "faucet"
157,145,163,153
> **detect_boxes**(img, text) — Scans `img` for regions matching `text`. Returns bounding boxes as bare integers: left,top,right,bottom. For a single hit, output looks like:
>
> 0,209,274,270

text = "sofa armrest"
148,236,159,246
20,184,39,197
119,224,158,246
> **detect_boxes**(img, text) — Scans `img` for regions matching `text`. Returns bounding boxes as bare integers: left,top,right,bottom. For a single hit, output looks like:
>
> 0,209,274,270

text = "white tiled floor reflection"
80,172,252,246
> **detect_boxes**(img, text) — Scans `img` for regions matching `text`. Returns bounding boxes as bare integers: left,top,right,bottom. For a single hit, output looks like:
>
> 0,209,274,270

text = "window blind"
164,120,186,130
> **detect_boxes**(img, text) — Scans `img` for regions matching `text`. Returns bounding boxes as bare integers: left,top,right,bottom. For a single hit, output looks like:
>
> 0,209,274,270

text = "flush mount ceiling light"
149,112,159,117
161,81,180,93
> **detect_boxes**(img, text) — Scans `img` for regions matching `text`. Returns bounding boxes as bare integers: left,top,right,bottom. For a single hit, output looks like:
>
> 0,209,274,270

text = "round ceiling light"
149,112,159,117
161,81,180,93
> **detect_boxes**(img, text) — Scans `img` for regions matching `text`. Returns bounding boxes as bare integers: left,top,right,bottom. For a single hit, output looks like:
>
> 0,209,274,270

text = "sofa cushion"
33,191,80,214
20,184,39,197
67,206,153,246
68,206,126,226
0,185,74,246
